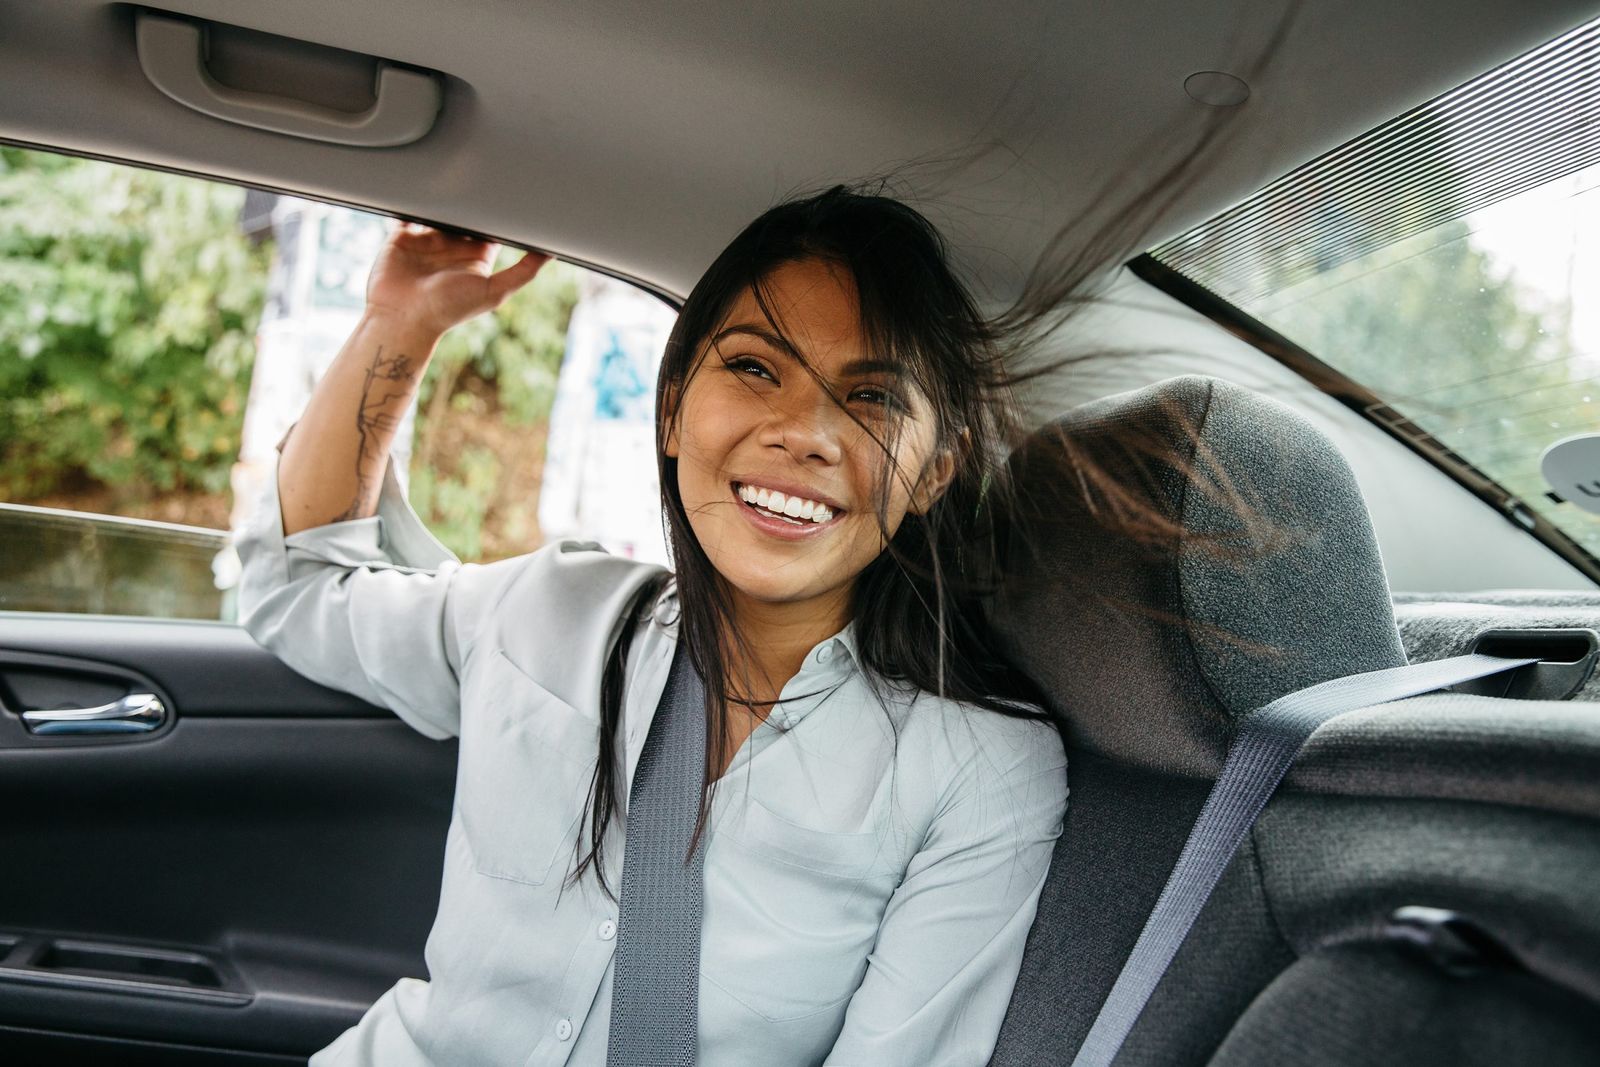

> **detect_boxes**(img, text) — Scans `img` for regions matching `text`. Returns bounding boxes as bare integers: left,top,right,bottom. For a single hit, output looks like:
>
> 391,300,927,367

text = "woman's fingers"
376,221,547,321
487,250,551,303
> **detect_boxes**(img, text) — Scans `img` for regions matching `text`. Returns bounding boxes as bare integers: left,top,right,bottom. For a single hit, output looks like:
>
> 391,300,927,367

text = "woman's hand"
276,223,547,533
365,222,550,338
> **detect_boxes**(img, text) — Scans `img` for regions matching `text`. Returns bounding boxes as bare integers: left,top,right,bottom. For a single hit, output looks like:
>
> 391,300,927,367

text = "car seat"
984,375,1600,1065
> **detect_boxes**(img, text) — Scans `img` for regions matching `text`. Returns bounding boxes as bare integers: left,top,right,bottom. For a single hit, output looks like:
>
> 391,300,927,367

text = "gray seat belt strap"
606,642,707,1067
1069,651,1538,1067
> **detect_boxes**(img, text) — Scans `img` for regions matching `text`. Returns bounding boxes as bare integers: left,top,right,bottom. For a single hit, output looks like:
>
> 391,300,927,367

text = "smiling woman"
236,186,1069,1067
669,259,953,682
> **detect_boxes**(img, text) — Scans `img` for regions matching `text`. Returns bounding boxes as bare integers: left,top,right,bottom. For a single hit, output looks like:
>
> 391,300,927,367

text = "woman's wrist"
357,307,446,361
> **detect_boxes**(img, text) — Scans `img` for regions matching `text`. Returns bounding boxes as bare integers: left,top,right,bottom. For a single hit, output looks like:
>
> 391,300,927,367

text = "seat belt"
1069,651,1538,1067
606,642,707,1067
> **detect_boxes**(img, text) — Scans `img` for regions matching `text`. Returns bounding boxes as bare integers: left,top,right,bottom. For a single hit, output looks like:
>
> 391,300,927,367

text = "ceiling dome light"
1184,71,1251,107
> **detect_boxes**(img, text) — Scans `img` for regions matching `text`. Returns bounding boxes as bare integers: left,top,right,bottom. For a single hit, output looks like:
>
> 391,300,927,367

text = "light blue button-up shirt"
237,456,1068,1067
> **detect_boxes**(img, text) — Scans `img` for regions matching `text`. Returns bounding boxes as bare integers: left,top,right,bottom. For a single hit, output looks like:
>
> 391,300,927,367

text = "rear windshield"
1147,14,1600,571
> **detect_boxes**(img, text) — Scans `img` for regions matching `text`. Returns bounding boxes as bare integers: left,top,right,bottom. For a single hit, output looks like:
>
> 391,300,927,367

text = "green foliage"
407,446,502,561
0,148,268,499
1262,219,1597,557
422,255,578,427
0,145,581,564
408,258,577,560
1267,221,1578,456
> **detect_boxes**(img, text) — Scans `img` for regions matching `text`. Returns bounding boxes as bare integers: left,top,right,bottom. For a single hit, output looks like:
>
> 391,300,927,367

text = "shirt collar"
652,587,859,719
651,583,681,629
799,620,859,676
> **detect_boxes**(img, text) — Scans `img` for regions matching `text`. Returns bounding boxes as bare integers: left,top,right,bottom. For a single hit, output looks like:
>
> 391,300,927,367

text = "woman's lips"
731,482,844,541
733,479,843,519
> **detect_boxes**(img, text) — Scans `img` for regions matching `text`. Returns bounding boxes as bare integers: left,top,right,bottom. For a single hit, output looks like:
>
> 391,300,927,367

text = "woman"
238,187,1069,1065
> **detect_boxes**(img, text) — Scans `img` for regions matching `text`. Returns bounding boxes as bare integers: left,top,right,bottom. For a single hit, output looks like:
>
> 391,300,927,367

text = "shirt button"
598,919,617,941
556,1018,574,1041
817,644,833,663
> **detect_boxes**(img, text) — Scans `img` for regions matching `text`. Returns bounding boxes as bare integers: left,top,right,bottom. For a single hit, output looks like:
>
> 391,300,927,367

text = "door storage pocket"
457,650,600,887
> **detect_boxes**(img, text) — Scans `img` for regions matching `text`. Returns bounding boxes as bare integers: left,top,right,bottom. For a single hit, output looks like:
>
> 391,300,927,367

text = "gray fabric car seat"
984,375,1600,1066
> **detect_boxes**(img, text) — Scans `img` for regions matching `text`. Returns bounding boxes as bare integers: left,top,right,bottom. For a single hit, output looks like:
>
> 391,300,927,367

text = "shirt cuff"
238,447,459,608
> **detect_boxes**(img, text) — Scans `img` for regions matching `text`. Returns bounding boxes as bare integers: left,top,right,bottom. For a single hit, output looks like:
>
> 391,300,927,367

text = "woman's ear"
908,428,970,515
909,446,958,515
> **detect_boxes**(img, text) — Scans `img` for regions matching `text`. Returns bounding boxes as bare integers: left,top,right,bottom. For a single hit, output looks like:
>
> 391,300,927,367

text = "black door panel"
0,615,393,718
0,613,456,1059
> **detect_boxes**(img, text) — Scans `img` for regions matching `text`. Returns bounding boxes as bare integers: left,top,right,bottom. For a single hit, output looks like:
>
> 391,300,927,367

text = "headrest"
987,375,1406,776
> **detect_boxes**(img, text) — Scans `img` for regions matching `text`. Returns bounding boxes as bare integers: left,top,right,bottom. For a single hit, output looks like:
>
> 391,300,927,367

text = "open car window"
0,145,675,622
1141,14,1600,581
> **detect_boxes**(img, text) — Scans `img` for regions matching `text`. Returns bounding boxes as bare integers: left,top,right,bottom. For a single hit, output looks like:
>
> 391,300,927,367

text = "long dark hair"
569,63,1277,893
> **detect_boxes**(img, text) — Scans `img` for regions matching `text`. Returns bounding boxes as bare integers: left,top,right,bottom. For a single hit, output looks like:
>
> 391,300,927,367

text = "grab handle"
135,11,442,147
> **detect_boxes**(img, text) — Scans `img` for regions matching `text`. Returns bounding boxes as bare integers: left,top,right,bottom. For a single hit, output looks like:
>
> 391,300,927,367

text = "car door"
0,142,673,1063
0,612,455,1064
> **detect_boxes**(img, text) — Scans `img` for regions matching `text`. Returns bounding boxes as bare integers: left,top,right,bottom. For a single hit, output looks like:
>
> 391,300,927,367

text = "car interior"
1,1,1598,1063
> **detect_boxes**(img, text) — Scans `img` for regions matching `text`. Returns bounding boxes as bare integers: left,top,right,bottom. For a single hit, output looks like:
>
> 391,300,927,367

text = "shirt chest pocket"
457,650,600,887
703,798,904,1025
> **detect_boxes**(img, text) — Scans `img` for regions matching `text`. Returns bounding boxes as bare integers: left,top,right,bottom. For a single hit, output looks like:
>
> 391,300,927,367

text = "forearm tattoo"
335,345,416,521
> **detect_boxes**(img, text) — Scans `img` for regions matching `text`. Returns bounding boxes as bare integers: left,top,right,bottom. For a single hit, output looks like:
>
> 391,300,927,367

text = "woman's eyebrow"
710,323,800,360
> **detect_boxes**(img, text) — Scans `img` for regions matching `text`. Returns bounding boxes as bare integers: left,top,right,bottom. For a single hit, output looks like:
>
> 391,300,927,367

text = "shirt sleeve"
823,717,1068,1067
235,449,533,740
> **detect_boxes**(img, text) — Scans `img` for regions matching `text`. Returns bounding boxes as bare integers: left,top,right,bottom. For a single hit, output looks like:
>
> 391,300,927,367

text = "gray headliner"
3,0,1597,300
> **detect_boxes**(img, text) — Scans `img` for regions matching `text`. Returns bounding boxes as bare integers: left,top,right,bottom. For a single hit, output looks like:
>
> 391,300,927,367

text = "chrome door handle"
22,693,167,735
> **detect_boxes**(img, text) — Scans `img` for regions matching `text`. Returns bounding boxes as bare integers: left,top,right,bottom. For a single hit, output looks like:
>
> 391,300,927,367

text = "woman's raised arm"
278,223,546,534
234,225,548,739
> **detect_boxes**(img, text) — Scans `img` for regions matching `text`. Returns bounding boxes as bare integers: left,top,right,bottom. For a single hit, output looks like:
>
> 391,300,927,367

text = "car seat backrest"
989,374,1406,777
985,375,1600,1066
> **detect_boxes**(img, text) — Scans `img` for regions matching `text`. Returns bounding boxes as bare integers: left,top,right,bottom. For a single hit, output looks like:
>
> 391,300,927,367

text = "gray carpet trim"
1285,692,1600,817
1393,590,1600,609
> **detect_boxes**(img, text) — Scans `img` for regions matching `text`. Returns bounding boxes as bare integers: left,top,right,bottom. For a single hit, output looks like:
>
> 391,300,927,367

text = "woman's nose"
758,386,847,465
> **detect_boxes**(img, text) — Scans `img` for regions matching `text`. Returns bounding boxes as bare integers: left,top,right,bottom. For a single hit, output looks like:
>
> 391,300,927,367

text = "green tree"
1263,220,1596,557
1267,220,1580,458
406,256,580,560
0,145,585,563
0,148,269,502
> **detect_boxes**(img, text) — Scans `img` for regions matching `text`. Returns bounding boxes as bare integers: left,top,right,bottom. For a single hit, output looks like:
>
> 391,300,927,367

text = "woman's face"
667,257,953,620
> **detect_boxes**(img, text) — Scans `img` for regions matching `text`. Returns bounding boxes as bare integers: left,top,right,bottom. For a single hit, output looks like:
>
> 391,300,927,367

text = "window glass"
1148,15,1600,569
1239,187,1599,563
0,145,674,622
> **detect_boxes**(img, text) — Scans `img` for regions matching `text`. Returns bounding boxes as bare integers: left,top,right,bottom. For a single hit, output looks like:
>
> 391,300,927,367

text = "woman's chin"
714,563,846,612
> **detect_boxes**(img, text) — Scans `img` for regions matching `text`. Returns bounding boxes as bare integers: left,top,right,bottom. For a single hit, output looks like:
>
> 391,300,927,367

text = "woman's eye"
850,386,903,411
724,356,775,382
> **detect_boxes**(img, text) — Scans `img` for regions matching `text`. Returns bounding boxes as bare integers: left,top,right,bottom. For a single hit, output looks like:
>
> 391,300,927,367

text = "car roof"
3,0,1596,299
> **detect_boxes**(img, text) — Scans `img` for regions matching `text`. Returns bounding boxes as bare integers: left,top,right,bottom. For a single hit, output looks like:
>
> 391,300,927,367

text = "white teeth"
736,483,837,524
